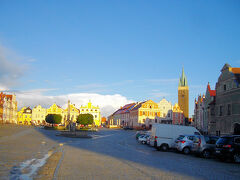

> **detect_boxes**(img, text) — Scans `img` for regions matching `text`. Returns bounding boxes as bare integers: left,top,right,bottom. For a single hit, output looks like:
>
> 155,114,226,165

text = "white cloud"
16,91,134,117
0,44,28,88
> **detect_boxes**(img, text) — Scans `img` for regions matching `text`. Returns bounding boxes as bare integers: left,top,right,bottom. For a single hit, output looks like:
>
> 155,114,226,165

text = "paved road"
1,125,240,180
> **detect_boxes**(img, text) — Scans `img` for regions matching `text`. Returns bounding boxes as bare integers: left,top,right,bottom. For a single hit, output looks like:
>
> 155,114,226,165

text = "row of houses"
108,99,185,129
194,63,240,136
18,101,102,126
0,92,18,124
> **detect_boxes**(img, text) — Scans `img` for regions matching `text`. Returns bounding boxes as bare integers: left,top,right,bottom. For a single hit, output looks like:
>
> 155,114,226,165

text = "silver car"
176,135,199,154
191,135,219,158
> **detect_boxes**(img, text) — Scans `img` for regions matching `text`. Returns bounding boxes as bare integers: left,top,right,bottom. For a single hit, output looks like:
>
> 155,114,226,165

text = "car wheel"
183,147,190,155
202,150,211,158
161,144,168,151
233,153,240,163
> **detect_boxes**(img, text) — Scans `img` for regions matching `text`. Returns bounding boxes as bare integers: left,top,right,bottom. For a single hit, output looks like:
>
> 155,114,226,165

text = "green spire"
179,67,188,87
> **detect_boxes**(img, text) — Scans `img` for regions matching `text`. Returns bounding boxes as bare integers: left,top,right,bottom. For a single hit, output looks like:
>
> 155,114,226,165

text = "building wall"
32,105,47,125
172,103,184,125
194,95,207,133
18,107,32,125
158,98,172,119
1,93,17,124
47,103,64,124
80,102,101,126
209,64,240,135
178,86,189,119
130,100,161,128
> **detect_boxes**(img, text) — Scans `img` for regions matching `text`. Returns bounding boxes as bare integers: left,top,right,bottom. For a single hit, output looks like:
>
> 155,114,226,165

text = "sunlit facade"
32,105,47,125
18,107,32,125
47,103,64,124
80,101,101,126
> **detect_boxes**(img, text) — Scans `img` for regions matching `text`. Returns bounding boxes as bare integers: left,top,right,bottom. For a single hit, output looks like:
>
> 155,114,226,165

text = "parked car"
136,131,150,139
150,124,200,151
146,135,151,145
191,135,219,158
136,131,146,139
176,135,199,154
138,135,150,144
215,135,240,163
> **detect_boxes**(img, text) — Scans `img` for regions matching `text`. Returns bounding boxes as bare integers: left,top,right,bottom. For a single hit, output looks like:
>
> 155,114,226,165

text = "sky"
0,0,240,117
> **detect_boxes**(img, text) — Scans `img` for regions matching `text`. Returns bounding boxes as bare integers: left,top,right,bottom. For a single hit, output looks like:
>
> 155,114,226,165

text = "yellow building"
178,67,189,119
32,105,47,125
130,100,161,129
18,107,32,125
63,100,80,124
47,103,64,124
80,101,101,126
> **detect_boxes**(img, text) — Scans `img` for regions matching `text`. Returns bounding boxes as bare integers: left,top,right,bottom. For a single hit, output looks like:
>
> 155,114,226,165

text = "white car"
138,135,149,144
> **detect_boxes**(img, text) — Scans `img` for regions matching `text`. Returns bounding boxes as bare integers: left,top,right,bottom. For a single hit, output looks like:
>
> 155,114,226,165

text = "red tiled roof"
207,83,216,97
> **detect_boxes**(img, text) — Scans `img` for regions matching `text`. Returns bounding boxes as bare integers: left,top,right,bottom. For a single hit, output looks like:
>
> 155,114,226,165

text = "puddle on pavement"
9,150,53,180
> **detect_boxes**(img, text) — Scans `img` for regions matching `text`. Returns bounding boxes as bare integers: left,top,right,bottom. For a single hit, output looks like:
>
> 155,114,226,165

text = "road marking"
91,134,116,139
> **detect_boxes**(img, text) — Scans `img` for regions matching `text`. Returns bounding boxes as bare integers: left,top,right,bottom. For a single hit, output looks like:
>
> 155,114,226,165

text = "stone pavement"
0,125,59,179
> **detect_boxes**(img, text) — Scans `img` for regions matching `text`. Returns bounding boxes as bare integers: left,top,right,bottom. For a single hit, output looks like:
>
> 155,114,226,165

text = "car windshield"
216,137,233,145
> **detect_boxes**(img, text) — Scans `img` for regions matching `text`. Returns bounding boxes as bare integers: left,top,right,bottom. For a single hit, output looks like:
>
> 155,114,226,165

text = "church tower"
178,67,189,119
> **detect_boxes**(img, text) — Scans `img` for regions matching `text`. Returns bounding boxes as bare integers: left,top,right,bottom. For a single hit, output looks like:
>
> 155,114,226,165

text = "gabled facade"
172,103,184,125
47,103,64,124
80,101,101,126
158,98,173,120
130,100,161,129
209,64,240,135
205,83,216,134
18,107,32,125
32,105,47,125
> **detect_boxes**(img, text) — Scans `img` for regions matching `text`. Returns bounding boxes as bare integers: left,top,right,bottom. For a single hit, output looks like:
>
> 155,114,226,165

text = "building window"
224,84,226,91
82,109,84,111
227,104,231,115
95,115,97,118
219,106,223,116
211,107,215,116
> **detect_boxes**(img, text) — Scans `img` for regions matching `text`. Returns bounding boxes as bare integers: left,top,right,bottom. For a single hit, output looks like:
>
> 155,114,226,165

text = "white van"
149,124,200,151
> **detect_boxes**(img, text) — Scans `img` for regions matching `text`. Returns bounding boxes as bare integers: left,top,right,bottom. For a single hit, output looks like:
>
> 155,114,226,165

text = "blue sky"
0,0,240,116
